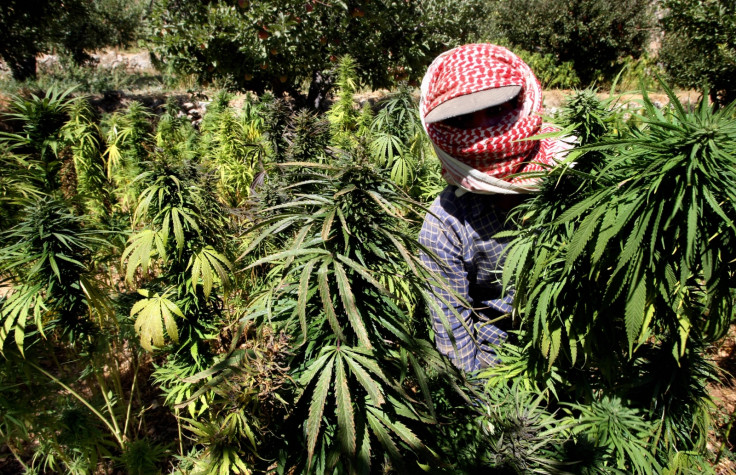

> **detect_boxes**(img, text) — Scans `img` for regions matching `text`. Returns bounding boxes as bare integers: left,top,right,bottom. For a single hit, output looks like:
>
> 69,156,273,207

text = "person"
418,44,574,372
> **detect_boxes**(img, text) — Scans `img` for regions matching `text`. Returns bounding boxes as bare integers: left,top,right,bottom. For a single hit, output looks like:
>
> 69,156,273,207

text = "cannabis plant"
240,154,461,472
494,83,736,468
284,109,331,164
0,145,42,231
260,94,293,162
0,197,110,354
155,97,199,163
198,92,267,208
61,96,110,213
123,159,233,353
172,326,292,475
327,55,361,149
121,142,239,469
0,87,76,193
102,101,153,206
369,84,433,192
477,384,572,473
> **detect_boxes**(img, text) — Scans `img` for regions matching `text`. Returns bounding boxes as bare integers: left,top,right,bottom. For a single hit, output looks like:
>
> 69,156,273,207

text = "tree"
0,0,145,81
0,0,55,81
659,0,736,106
148,0,485,109
493,0,653,85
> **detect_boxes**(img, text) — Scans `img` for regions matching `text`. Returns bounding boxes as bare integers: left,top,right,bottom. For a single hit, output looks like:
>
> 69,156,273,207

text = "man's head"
419,44,567,194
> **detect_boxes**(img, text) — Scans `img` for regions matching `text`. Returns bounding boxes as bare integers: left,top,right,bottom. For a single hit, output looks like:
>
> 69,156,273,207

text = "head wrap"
420,44,574,194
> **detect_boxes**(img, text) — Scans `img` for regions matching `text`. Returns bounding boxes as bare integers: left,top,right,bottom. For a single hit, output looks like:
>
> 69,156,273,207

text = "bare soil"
541,88,704,110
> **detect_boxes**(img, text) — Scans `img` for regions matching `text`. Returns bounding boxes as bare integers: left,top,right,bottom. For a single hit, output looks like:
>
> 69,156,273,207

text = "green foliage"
555,88,623,147
659,0,736,106
565,396,659,472
516,49,580,89
123,159,233,352
1,77,732,473
198,95,265,207
61,96,114,215
148,0,486,105
0,146,42,231
0,0,146,81
477,385,571,473
0,198,109,354
0,87,76,193
494,0,654,85
368,85,436,194
285,109,331,163
241,157,461,471
130,288,183,352
176,328,292,474
494,82,736,469
327,55,361,143
116,438,167,475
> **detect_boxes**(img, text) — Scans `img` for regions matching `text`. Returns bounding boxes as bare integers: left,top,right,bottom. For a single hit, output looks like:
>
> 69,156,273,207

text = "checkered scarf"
420,44,572,194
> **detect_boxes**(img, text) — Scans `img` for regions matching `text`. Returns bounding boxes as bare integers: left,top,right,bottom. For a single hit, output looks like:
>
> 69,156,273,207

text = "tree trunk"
306,70,334,112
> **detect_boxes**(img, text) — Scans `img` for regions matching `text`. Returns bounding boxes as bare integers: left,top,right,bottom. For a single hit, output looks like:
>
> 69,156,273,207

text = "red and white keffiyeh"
420,44,574,194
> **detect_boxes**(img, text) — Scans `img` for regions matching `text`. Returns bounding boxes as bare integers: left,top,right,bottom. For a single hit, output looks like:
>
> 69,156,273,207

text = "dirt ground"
541,88,704,110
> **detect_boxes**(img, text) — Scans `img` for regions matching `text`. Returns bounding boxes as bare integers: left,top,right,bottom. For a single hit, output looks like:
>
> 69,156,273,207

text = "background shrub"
493,0,654,85
659,0,736,106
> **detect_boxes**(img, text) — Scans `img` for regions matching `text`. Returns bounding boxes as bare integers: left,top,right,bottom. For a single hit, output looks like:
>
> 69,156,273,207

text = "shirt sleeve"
419,201,486,372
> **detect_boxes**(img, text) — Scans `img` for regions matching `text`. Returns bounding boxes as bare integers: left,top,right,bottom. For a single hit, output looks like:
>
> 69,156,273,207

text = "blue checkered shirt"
419,186,513,372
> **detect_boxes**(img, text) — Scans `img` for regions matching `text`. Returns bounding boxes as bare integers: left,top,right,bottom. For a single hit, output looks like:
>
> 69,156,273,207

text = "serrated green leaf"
547,325,562,367
686,195,698,268
318,259,346,341
335,355,356,455
342,351,385,406
122,229,167,284
321,208,336,241
298,348,335,387
297,258,320,341
334,260,371,348
366,410,401,461
625,278,646,352
130,290,182,351
306,355,335,468
190,246,233,297
566,205,605,269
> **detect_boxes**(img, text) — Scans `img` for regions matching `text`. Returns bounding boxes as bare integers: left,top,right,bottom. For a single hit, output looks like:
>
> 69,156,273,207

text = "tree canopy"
148,0,485,108
493,0,653,85
659,0,736,106
0,0,144,81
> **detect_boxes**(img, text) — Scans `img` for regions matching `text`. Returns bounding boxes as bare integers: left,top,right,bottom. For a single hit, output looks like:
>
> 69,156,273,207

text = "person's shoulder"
430,186,497,219
430,186,467,215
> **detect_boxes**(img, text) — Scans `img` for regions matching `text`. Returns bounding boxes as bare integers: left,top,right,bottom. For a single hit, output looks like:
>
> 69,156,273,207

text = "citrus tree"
493,0,654,85
148,0,485,108
659,0,736,106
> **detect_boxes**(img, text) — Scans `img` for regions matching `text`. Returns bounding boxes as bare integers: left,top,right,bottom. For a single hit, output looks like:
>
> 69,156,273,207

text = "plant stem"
3,438,28,471
123,364,139,439
27,361,125,449
176,407,184,457
107,340,126,415
95,368,124,442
